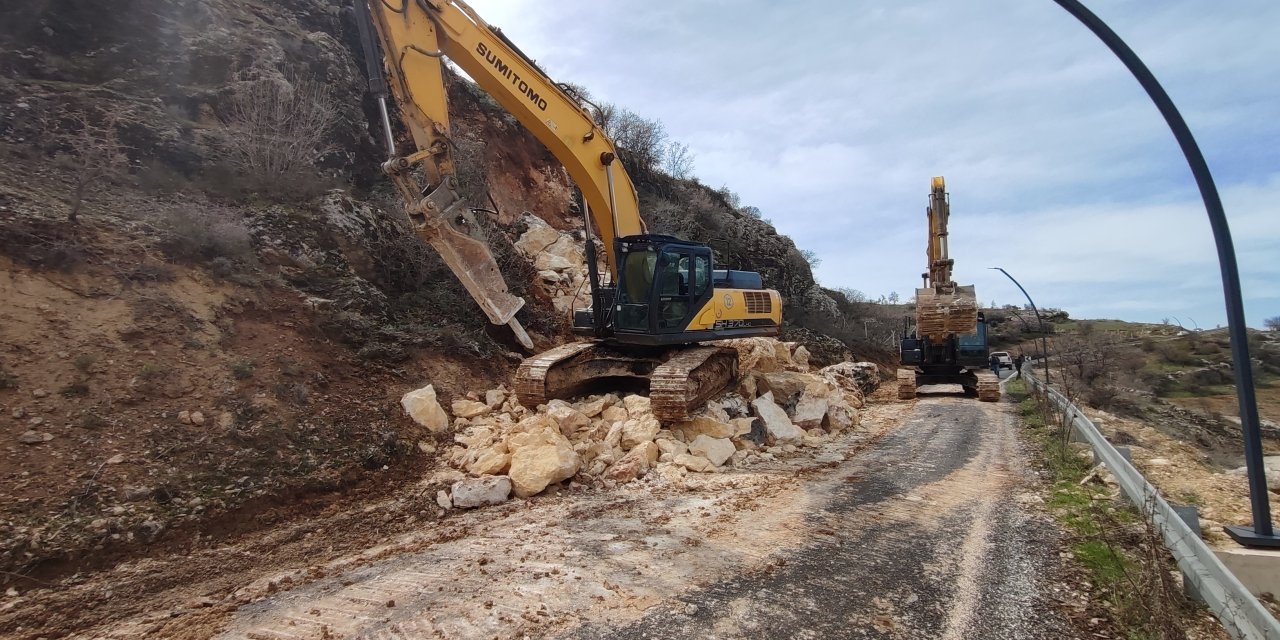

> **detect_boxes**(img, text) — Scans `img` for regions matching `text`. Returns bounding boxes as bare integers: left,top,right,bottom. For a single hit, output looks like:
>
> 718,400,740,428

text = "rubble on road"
410,337,881,501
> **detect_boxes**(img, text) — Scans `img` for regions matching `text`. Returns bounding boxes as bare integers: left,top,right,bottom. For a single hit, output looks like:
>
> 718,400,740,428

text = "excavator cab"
585,235,714,341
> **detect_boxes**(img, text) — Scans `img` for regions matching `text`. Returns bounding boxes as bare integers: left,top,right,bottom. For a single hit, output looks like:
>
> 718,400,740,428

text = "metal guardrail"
1021,366,1280,640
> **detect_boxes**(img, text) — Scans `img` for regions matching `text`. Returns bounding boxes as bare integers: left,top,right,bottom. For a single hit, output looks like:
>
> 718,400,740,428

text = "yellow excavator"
354,0,782,421
897,177,999,401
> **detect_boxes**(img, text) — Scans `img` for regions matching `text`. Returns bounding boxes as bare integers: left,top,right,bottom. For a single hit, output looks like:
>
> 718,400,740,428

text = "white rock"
514,217,562,256
716,338,779,373
507,428,580,497
451,476,513,508
106,454,125,465
605,441,660,482
623,395,653,418
575,396,608,418
402,384,450,433
752,392,805,444
190,411,206,426
673,452,717,473
824,398,859,432
452,399,491,419
655,438,688,457
534,253,575,272
544,235,585,263
792,346,811,371
468,445,511,476
178,410,192,425
485,388,506,409
604,421,624,449
547,403,590,436
600,405,629,424
676,415,735,439
436,490,452,510
18,430,53,444
688,435,735,466
792,381,834,429
621,415,661,450
730,417,756,437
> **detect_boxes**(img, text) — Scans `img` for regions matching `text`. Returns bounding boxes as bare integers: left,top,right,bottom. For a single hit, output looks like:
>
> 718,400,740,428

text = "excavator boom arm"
366,0,644,278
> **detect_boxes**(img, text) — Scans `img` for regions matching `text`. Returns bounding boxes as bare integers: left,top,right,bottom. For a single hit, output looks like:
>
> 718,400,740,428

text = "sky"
468,0,1279,328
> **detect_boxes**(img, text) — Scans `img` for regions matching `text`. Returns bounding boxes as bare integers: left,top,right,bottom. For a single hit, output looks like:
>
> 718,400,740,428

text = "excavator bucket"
412,189,533,350
915,284,978,342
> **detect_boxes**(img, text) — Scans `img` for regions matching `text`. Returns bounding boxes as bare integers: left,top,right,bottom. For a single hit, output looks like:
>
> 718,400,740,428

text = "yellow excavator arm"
914,177,977,341
364,0,644,277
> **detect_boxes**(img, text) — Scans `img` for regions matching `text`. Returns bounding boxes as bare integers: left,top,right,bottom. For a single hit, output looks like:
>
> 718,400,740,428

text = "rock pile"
512,214,605,315
402,338,880,505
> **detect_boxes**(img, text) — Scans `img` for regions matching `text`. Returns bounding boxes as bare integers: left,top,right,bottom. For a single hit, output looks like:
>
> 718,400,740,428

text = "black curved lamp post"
1052,0,1275,546
988,267,1050,383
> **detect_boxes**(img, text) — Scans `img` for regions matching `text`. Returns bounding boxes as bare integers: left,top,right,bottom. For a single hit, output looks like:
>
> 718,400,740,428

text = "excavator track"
976,371,1001,402
897,368,917,400
515,342,738,422
649,346,739,423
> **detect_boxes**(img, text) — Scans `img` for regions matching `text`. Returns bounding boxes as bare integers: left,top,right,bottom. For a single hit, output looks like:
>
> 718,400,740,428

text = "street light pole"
989,267,1050,383
1052,0,1276,547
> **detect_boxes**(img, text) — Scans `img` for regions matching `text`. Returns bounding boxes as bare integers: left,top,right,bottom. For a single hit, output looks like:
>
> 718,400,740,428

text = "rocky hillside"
0,0,879,580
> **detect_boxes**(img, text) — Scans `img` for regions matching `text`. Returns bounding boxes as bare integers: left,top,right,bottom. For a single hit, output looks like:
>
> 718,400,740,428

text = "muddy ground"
1,384,1119,639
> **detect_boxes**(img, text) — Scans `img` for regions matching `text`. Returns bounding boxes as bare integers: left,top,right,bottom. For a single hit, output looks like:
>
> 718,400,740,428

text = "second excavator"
354,0,782,421
897,177,1000,401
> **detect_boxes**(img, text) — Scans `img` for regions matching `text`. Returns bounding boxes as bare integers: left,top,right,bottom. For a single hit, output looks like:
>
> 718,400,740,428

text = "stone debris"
18,430,54,444
512,214,603,314
401,384,449,433
451,476,513,508
432,337,879,501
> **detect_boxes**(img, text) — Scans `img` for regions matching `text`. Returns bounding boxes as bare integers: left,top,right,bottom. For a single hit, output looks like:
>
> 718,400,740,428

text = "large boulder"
622,395,653,418
820,362,880,397
451,476,513,508
717,338,779,373
824,397,859,432
688,434,735,466
673,452,717,473
675,415,735,440
401,384,449,433
467,444,511,476
534,253,575,272
758,372,812,407
507,428,581,497
792,346,811,372
514,216,563,256
451,399,491,419
621,414,662,450
546,401,590,436
751,392,805,444
605,440,660,481
792,380,836,429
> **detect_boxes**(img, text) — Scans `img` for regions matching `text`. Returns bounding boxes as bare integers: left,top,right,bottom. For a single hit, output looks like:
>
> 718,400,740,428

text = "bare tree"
663,141,695,179
1266,315,1280,331
55,111,129,224
610,108,667,173
800,248,821,269
593,101,617,135
221,71,337,192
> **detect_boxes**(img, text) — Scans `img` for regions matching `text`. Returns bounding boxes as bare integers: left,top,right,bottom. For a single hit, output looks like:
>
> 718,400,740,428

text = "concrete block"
1214,547,1280,598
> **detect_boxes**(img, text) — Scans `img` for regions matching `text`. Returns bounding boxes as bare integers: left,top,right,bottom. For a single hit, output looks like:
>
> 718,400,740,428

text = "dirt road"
4,388,1084,639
